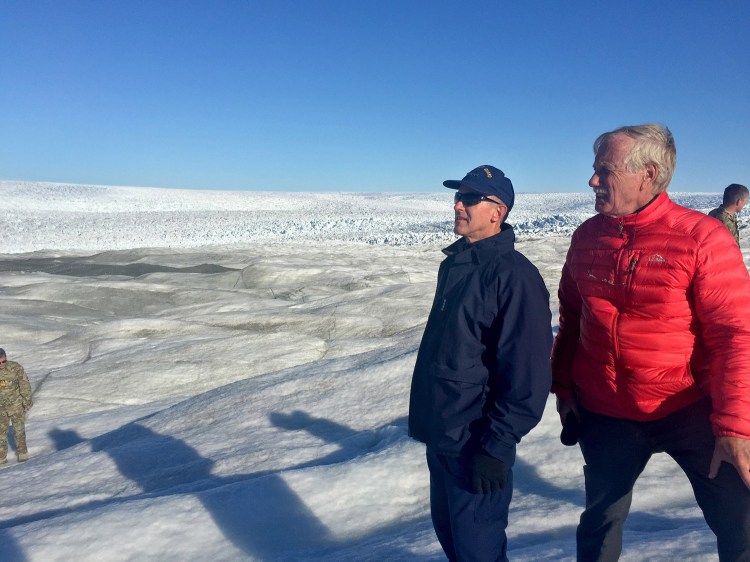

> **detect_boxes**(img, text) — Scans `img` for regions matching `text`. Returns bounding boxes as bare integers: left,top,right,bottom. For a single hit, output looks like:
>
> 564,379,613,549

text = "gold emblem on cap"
483,167,492,178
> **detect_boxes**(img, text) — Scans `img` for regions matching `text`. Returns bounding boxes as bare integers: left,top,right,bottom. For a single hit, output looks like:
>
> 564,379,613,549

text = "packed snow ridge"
0,181,727,253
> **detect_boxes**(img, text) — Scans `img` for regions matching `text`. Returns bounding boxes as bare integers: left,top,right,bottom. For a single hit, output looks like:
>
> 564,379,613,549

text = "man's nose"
589,173,599,188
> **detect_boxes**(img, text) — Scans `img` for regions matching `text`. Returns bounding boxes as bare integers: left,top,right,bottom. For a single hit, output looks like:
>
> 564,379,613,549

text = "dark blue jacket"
408,227,552,465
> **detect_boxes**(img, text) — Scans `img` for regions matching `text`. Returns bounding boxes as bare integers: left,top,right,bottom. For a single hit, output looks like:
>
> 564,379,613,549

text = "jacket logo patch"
648,254,666,263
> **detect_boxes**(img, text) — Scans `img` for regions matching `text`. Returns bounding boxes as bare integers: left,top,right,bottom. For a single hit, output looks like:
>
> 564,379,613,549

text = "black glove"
560,411,579,446
471,453,507,494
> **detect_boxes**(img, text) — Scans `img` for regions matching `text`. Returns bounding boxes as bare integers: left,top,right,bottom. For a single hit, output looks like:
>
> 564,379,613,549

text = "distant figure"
552,124,750,560
708,183,749,247
0,348,33,463
409,165,552,561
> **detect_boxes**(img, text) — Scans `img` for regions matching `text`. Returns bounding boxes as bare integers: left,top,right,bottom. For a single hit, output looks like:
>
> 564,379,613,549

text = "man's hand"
556,396,579,425
471,453,507,494
22,401,32,413
557,397,581,446
709,436,750,490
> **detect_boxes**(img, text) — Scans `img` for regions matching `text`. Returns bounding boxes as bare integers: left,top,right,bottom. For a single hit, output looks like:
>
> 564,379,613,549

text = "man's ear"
493,205,508,224
643,163,658,191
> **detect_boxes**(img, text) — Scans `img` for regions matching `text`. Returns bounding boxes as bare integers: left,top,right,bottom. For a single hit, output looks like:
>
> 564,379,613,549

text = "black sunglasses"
454,192,502,207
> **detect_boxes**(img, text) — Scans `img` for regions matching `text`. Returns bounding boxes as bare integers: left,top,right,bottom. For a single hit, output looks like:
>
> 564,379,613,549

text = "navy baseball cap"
443,165,515,213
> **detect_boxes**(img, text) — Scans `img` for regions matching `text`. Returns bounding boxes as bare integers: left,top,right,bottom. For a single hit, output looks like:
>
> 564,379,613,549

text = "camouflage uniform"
708,205,740,246
0,360,33,462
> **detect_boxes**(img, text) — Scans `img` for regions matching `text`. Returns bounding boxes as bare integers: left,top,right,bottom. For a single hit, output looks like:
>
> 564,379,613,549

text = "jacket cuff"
551,383,574,400
478,438,516,466
714,428,750,440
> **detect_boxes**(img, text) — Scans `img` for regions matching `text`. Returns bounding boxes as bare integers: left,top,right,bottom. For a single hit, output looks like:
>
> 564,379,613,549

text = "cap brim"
444,179,495,197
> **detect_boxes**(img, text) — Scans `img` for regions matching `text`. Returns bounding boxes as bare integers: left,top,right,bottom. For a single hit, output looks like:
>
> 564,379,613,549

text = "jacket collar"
717,206,737,224
442,224,516,262
601,191,672,227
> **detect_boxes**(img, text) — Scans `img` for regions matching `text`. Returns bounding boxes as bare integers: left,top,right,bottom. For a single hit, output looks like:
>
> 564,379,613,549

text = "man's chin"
594,199,610,214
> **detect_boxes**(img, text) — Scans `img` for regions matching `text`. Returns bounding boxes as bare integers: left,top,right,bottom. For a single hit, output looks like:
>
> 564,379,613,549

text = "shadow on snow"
1,412,434,561
0,411,709,561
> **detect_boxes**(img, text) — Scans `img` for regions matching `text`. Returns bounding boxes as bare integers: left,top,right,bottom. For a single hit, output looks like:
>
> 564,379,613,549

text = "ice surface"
0,181,738,561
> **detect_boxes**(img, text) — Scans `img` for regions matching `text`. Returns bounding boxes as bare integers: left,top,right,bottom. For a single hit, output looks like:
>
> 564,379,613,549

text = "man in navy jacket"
409,165,552,561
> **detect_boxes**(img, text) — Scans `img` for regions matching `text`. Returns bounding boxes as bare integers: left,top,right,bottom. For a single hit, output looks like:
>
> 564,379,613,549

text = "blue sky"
1,1,748,192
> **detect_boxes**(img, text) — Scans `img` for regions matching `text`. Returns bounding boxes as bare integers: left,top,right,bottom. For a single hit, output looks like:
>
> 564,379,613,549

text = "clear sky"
1,1,748,192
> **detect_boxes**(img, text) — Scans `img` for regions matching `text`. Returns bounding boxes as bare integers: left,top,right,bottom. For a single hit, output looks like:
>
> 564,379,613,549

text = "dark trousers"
577,398,750,562
427,447,513,562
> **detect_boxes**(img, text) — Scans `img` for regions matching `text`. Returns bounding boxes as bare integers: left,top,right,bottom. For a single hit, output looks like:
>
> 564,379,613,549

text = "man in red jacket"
551,123,750,561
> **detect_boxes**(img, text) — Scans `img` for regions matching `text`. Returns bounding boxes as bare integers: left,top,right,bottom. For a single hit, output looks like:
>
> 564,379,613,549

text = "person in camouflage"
0,348,33,463
708,183,749,247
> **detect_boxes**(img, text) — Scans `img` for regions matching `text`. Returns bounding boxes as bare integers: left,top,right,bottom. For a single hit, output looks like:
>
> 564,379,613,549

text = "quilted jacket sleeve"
550,245,583,400
692,220,750,438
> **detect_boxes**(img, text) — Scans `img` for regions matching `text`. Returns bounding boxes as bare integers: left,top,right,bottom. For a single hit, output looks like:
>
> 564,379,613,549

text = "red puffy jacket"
551,192,750,438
